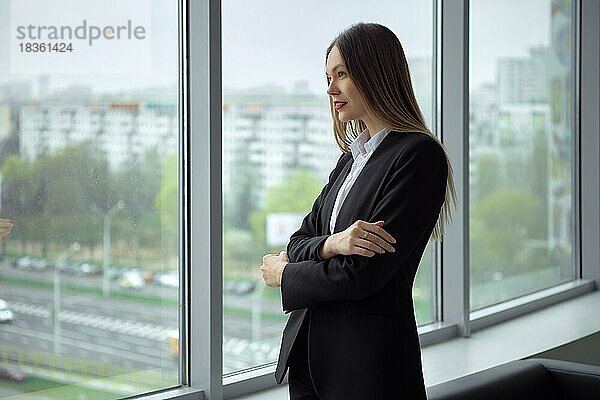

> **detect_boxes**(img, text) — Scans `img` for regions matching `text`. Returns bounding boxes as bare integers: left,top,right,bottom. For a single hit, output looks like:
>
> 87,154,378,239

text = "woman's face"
325,46,367,123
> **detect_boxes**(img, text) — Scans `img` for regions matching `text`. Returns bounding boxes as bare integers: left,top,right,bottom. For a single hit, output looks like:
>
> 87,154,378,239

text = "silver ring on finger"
363,231,369,240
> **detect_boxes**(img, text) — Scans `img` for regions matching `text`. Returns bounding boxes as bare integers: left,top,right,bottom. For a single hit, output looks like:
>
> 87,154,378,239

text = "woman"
260,22,456,399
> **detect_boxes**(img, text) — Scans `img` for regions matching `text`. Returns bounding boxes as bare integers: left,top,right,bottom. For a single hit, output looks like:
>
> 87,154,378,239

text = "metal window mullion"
179,0,189,387
572,0,581,282
432,0,441,324
580,0,600,285
440,0,471,337
188,0,223,399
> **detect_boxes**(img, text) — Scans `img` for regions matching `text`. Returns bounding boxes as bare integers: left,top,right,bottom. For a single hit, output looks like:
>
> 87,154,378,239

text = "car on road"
30,258,51,271
118,269,145,289
12,256,34,270
73,262,101,276
0,366,26,381
56,262,78,274
0,299,14,323
56,261,99,276
156,270,179,288
11,256,51,271
55,262,69,273
10,257,31,269
108,267,125,281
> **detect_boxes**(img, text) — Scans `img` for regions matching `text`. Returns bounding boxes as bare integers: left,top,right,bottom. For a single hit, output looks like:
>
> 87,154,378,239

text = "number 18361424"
18,42,73,53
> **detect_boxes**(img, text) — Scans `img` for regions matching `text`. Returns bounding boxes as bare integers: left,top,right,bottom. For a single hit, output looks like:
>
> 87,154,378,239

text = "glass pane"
469,0,575,310
0,1,180,398
222,0,434,376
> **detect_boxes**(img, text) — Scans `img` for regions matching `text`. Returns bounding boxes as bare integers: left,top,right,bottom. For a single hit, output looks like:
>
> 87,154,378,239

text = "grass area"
0,375,63,393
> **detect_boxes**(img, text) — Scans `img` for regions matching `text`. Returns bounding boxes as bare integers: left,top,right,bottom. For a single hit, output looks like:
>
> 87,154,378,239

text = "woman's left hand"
260,251,289,288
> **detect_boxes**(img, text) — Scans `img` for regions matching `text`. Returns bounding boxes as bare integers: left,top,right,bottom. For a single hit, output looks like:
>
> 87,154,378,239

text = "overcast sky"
0,0,553,96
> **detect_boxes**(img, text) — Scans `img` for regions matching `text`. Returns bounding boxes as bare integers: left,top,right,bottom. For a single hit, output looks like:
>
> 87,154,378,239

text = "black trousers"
287,312,320,400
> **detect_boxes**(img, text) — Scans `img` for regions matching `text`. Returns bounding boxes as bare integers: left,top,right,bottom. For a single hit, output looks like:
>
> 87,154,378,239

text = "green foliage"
0,156,35,243
0,143,168,263
36,143,108,252
225,145,257,230
473,188,539,231
470,187,542,278
115,148,162,224
111,147,164,252
249,169,321,255
155,153,178,255
475,154,503,201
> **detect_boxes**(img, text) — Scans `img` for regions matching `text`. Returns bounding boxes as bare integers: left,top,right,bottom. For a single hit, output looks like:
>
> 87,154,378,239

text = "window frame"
463,0,594,332
579,0,600,287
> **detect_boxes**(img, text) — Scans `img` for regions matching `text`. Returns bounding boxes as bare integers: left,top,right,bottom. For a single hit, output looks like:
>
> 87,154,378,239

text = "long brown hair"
326,22,456,241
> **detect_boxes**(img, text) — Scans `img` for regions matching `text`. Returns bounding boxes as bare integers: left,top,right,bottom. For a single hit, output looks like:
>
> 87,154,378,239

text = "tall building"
222,92,338,208
497,47,550,105
18,101,178,171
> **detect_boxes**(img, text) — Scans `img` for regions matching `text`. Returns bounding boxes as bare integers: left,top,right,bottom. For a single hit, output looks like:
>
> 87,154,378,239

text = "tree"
0,156,35,254
475,154,503,202
529,127,549,239
155,153,178,258
224,143,258,230
249,169,321,256
470,187,542,279
35,141,109,256
112,147,162,251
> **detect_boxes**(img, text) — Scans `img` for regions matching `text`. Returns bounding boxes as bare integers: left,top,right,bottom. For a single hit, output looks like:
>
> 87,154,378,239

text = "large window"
0,1,181,398
222,0,435,377
469,0,576,310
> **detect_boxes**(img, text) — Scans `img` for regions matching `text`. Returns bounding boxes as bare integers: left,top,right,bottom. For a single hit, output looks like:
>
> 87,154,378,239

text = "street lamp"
90,200,125,297
54,242,80,355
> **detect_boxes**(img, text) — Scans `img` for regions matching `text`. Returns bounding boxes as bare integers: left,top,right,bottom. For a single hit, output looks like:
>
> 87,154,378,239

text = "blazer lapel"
329,132,395,234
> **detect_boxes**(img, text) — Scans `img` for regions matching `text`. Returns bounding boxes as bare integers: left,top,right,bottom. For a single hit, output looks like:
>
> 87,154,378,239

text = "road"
0,269,288,384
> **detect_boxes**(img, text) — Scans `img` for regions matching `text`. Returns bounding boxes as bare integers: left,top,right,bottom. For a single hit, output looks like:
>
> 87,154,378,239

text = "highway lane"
1,263,178,299
0,281,287,375
1,294,177,370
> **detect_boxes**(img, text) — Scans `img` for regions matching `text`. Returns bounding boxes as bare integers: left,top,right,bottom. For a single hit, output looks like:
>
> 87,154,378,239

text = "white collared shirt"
329,127,391,233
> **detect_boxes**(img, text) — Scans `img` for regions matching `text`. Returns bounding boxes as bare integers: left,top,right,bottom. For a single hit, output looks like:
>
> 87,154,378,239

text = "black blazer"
274,131,448,399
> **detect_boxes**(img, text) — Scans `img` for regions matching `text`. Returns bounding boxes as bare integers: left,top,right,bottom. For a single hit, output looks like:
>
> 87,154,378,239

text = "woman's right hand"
319,220,396,259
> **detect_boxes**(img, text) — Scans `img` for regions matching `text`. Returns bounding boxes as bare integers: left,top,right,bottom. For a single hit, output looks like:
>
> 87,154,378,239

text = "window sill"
423,282,599,386
122,386,204,400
